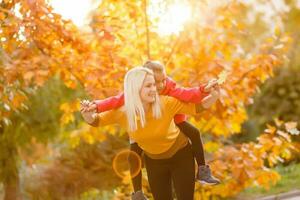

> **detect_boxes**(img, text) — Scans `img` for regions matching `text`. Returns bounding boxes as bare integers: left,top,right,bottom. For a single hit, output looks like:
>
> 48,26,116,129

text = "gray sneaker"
131,190,148,200
197,165,220,185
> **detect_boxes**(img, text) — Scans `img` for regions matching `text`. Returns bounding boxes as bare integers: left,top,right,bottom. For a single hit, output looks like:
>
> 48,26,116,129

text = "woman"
81,67,220,200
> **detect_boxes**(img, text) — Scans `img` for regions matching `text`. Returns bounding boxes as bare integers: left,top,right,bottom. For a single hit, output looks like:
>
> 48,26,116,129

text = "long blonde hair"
124,67,161,132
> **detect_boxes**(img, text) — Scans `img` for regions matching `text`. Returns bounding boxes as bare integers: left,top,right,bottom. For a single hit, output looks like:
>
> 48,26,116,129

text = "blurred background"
1,0,300,199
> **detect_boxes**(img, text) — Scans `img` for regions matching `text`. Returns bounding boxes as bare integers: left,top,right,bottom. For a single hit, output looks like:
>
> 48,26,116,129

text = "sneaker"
131,190,148,200
196,165,220,185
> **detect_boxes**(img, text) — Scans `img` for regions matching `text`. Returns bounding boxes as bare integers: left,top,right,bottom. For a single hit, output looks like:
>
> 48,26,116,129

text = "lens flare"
112,149,142,179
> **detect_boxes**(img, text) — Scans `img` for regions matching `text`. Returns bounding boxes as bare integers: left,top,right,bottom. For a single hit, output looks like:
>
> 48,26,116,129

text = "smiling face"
143,61,167,94
140,74,157,104
153,70,167,94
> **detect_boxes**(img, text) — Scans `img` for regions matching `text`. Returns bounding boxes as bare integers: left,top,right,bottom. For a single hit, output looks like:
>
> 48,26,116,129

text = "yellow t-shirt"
95,96,201,155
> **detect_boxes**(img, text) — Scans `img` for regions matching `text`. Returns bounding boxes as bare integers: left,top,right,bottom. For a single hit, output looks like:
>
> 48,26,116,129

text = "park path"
256,190,300,200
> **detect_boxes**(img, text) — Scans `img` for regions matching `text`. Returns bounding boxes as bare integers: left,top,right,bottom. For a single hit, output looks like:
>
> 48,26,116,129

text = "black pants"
144,144,195,200
176,121,205,166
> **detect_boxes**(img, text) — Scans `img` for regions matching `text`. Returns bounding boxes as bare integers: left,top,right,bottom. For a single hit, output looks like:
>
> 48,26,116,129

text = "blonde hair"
124,67,161,132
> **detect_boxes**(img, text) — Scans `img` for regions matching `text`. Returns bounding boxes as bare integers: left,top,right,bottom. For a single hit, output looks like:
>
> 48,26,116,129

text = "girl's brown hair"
143,60,165,73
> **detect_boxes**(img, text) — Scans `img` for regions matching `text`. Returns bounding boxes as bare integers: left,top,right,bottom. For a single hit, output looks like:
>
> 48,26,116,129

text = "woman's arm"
201,89,220,109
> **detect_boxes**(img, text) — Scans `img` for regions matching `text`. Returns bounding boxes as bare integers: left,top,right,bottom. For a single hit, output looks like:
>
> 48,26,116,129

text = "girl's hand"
210,85,220,98
87,101,97,112
80,100,97,124
204,79,218,93
80,100,96,113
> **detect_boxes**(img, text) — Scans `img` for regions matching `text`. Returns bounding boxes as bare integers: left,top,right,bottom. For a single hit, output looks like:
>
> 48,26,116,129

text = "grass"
238,162,300,198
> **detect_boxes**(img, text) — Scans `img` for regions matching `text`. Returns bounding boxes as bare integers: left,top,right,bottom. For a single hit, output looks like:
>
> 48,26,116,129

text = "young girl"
81,67,220,200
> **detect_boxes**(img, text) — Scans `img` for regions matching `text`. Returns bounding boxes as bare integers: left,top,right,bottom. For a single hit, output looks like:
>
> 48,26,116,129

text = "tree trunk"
0,129,22,200
4,177,22,200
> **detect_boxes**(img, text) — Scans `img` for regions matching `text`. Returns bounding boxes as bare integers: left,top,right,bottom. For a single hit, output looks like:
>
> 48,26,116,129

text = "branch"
32,39,86,89
234,64,260,85
143,0,151,59
134,21,144,63
165,34,182,68
287,33,299,68
235,28,282,84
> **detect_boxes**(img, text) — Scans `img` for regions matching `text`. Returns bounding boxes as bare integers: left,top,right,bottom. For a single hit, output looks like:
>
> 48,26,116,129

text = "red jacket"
95,77,209,124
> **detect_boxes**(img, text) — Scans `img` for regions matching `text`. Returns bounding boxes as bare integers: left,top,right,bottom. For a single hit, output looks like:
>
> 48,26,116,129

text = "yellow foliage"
204,141,221,153
197,119,297,198
68,124,110,147
59,100,80,125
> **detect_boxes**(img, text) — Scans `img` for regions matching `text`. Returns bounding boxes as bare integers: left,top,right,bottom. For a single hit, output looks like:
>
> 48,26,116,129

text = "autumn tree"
247,0,300,133
1,0,104,199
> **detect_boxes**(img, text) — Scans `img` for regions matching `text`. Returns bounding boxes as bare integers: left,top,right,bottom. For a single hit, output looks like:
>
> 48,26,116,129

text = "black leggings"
144,144,195,200
176,121,205,166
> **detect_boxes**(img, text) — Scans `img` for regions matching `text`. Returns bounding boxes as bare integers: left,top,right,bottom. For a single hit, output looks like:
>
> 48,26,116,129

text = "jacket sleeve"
168,84,210,103
164,77,210,103
94,93,125,113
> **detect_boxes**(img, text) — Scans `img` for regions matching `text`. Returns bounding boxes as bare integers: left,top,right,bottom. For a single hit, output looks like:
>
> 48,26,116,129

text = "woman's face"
140,74,157,104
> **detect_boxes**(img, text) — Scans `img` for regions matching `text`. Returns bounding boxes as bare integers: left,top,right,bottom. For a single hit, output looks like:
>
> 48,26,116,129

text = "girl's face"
154,70,167,94
140,74,157,104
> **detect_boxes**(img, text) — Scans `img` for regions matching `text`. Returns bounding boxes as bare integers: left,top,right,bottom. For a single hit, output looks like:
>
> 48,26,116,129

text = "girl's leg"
144,155,173,200
176,121,205,166
129,143,143,192
170,144,195,200
176,121,220,185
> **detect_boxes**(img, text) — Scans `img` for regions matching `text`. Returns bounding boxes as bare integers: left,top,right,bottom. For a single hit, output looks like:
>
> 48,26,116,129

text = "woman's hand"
80,100,97,124
201,85,221,108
